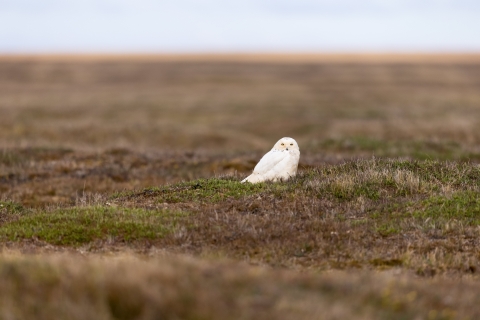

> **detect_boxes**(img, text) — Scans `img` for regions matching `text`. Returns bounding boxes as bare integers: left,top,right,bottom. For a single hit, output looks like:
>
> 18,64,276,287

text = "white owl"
241,137,300,183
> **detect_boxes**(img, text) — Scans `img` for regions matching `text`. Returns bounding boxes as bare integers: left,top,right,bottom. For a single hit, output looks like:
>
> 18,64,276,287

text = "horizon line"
1,51,480,63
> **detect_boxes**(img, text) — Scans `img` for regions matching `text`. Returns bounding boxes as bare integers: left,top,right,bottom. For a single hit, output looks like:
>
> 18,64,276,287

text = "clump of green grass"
0,206,187,246
116,177,268,204
0,201,25,224
0,201,24,214
304,158,480,201
121,158,445,205
411,191,480,224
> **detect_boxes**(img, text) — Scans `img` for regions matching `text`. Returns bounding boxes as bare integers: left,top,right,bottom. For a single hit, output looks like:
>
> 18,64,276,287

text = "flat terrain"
1,54,480,319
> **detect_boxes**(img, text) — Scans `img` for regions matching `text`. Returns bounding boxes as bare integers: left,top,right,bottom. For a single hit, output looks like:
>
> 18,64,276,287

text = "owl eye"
290,143,293,146
281,143,284,146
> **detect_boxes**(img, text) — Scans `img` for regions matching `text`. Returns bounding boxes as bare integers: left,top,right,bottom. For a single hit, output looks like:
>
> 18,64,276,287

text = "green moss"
0,206,188,246
411,191,480,224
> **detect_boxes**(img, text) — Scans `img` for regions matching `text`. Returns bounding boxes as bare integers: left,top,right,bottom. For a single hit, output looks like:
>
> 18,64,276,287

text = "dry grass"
1,54,480,319
1,253,480,320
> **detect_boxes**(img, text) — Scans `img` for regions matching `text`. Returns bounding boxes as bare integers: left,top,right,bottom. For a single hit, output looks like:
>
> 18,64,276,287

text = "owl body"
241,137,300,183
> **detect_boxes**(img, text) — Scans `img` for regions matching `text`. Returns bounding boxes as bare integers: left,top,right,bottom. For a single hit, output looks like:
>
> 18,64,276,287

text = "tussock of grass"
0,201,24,214
411,191,480,223
120,157,480,204
118,178,268,203
305,158,480,200
0,201,25,224
0,206,187,246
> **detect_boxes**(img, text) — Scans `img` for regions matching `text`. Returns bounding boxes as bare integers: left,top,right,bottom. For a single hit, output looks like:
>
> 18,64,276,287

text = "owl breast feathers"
241,137,300,183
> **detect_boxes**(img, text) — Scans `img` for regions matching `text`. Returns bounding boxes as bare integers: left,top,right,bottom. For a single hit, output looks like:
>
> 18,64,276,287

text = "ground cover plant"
1,54,480,319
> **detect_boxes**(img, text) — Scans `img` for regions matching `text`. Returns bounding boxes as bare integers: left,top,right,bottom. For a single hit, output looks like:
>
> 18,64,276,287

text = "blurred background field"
2,54,480,207
2,54,480,153
1,54,480,206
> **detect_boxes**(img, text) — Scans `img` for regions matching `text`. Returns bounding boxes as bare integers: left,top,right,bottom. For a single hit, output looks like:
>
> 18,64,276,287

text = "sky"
1,0,480,53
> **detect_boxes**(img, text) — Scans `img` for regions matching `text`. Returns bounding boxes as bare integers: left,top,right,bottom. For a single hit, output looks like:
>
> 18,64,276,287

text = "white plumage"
241,137,300,183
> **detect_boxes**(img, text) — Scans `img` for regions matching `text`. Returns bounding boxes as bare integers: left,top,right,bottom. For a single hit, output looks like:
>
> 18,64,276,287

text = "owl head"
272,137,299,151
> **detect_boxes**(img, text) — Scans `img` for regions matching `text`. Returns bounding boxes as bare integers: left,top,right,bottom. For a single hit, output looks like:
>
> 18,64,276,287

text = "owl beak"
286,148,289,151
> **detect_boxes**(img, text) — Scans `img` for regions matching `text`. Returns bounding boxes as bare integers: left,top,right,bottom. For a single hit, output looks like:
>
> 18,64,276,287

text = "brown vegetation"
2,253,480,320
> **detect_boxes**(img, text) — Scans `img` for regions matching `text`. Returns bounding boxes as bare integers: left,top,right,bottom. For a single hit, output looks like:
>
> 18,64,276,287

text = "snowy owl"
241,137,300,183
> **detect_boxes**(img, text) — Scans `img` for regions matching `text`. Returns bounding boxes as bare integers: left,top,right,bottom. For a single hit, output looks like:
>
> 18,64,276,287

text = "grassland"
1,54,480,319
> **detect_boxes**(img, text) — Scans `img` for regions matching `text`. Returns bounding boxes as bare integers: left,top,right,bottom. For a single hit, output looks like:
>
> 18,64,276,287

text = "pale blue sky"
1,0,479,53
